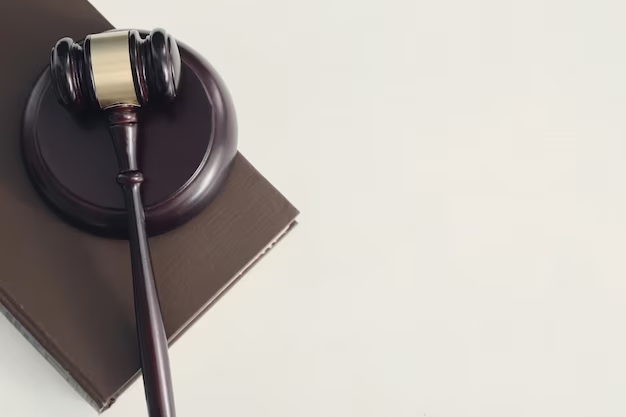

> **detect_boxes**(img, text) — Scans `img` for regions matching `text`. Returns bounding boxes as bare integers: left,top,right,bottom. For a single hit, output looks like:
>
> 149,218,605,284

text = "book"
0,0,298,411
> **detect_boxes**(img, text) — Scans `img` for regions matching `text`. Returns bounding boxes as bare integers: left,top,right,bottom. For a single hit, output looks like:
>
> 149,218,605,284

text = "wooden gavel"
50,28,181,417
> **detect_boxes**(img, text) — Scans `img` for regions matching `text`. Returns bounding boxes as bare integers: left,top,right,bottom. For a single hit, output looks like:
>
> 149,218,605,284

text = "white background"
3,0,626,416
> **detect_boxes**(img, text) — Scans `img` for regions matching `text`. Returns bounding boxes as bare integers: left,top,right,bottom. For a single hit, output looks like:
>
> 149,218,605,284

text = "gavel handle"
109,107,176,417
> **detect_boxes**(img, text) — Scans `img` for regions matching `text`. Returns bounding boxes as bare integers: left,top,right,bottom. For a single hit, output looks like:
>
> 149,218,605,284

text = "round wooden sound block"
22,40,238,238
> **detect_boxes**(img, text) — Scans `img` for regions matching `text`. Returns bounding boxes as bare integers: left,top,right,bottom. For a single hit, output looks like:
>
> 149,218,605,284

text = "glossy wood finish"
22,39,238,238
6,3,297,413
49,29,180,111
128,29,181,106
46,29,185,417
23,30,237,417
109,107,175,417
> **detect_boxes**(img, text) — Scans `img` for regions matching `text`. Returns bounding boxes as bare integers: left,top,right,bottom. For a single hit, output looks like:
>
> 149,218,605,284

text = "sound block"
22,39,238,238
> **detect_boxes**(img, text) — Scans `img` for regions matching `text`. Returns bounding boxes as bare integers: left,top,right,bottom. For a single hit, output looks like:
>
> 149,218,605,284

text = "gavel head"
50,28,181,112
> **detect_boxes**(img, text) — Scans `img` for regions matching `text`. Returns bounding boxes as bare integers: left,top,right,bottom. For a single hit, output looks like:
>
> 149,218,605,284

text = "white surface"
3,0,626,415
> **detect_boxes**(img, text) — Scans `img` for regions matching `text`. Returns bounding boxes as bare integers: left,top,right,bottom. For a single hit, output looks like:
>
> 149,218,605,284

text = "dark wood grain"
128,29,181,105
44,28,212,417
25,24,237,417
49,29,180,111
22,37,238,238
0,0,298,413
109,107,175,417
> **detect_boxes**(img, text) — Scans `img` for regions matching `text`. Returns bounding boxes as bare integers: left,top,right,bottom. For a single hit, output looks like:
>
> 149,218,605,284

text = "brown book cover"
0,0,298,411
